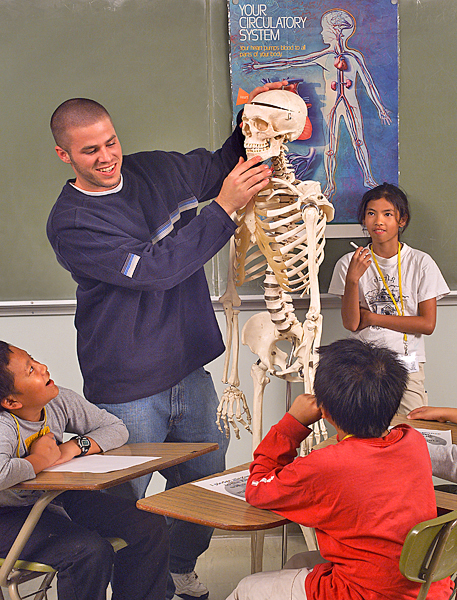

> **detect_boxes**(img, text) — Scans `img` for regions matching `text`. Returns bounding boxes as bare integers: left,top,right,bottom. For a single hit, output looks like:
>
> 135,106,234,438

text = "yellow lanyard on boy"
11,408,48,458
370,242,408,356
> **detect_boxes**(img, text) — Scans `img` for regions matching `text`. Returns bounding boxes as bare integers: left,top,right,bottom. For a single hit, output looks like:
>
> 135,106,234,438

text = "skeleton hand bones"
216,385,252,440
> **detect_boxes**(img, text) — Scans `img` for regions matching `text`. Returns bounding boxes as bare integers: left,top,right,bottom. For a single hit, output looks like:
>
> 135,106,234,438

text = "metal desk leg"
281,523,288,567
250,530,265,573
0,491,62,588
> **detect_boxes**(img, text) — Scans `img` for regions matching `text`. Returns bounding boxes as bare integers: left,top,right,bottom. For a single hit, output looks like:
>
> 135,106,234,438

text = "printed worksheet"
43,455,158,473
417,429,452,448
191,470,249,502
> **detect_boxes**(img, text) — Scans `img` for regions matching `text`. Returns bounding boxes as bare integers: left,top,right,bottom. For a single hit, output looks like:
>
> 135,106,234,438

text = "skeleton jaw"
244,137,285,161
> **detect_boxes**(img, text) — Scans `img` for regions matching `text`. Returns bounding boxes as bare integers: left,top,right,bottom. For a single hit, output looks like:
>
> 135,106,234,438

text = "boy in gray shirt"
408,405,457,484
0,341,169,600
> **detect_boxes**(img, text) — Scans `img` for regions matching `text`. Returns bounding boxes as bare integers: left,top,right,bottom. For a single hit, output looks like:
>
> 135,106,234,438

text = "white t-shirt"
328,243,449,363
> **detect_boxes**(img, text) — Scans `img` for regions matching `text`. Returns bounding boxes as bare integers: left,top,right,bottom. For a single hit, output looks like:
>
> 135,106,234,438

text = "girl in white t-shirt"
329,183,449,413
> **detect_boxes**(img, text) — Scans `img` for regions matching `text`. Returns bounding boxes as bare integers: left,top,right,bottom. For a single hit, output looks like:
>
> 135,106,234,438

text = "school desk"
0,442,217,589
137,462,289,573
391,413,457,444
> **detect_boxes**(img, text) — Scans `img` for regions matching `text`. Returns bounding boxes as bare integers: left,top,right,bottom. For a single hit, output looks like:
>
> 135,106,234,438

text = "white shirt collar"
70,174,124,196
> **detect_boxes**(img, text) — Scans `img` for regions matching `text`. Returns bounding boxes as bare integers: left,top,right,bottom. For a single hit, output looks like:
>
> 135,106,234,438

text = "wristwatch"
71,435,91,456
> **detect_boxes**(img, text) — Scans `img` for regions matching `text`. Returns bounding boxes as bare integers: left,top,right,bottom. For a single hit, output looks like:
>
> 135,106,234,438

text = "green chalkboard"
0,0,456,302
0,0,233,301
398,0,457,291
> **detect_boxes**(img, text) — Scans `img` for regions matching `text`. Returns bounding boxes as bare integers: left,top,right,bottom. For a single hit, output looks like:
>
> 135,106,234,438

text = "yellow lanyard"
370,242,408,355
11,407,48,458
341,434,354,442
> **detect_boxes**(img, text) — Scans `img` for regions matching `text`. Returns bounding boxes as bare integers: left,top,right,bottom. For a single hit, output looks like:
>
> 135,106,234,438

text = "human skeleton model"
217,90,334,452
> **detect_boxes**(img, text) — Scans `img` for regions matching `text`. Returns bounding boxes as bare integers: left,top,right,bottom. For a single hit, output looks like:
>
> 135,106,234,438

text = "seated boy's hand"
408,406,455,423
288,394,322,427
53,440,84,465
27,432,61,473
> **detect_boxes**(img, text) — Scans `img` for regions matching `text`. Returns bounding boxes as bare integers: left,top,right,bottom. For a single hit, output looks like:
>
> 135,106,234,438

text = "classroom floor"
3,526,308,600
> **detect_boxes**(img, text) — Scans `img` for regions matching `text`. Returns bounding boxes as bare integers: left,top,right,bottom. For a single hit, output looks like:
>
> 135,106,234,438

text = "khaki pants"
398,363,428,414
226,552,328,600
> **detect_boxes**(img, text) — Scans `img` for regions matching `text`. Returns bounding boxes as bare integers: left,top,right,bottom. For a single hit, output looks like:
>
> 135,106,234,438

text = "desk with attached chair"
0,441,217,600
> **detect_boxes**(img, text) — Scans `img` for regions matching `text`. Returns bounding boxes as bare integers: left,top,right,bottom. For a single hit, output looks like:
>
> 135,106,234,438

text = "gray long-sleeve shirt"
0,387,128,507
428,443,457,483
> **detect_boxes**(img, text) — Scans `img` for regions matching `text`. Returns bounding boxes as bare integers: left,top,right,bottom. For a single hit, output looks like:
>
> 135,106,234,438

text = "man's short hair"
50,98,112,150
0,341,14,407
314,338,408,438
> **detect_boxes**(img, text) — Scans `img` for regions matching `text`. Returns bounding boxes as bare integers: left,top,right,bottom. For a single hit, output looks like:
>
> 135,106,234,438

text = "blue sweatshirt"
47,125,244,404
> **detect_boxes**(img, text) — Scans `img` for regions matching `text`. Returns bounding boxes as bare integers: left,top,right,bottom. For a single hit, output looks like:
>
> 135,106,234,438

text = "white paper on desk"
191,469,249,502
417,429,452,448
43,455,159,473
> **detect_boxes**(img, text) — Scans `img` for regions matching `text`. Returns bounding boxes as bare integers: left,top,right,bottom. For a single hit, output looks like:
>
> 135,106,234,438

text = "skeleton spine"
264,267,294,332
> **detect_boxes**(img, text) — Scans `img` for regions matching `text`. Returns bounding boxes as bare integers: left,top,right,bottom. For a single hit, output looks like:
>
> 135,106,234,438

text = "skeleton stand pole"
281,378,293,567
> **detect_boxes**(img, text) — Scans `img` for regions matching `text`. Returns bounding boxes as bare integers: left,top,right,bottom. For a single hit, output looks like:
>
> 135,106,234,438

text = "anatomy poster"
228,0,398,224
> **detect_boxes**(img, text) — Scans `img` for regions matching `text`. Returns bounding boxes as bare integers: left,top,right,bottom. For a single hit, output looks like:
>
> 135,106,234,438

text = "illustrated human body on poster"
228,0,398,224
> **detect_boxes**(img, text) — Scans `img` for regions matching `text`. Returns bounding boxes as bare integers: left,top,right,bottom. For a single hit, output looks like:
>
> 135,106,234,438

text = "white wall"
0,301,455,493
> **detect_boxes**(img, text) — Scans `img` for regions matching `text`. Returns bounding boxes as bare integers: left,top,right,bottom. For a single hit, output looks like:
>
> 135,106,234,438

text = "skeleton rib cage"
234,178,329,296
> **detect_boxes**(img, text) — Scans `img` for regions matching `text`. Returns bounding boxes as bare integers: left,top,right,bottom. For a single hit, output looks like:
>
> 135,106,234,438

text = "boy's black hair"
357,182,411,236
0,341,14,406
314,338,408,438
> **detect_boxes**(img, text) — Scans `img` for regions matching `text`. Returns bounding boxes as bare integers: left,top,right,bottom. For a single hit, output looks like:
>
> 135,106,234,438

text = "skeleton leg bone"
250,360,271,451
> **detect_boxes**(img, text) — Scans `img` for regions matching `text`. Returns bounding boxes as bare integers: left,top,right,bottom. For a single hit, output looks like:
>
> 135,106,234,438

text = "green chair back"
400,509,457,599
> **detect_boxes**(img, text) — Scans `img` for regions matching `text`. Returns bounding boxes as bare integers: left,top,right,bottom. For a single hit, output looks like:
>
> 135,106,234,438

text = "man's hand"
249,79,295,103
215,156,272,215
217,80,296,216
288,394,322,427
26,432,61,474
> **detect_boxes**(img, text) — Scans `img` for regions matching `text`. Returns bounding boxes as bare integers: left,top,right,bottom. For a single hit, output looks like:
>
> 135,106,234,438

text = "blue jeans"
98,367,229,576
0,491,169,600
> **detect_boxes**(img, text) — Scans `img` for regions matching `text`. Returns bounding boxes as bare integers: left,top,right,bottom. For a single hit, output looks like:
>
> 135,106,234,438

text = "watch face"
74,436,91,454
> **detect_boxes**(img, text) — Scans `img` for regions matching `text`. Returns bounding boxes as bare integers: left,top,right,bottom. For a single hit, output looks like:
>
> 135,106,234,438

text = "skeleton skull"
242,90,308,160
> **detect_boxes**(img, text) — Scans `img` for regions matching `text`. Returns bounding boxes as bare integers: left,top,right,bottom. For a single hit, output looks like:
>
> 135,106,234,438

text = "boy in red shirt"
228,338,452,600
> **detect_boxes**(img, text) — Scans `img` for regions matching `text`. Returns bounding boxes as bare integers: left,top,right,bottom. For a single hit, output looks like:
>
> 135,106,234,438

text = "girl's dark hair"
0,341,14,404
357,182,411,235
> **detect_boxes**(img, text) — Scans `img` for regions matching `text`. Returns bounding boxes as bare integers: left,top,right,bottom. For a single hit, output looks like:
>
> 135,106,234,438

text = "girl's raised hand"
347,246,372,284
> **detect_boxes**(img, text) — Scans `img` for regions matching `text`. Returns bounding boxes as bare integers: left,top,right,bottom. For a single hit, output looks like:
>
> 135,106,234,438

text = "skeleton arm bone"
299,204,328,450
219,237,242,385
218,237,253,439
303,204,322,319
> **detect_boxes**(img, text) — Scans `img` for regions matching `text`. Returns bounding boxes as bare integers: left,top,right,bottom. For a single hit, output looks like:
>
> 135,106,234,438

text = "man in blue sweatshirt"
47,81,287,599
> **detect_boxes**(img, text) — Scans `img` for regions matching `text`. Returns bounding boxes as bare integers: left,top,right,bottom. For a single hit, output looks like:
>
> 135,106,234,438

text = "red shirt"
247,414,452,600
